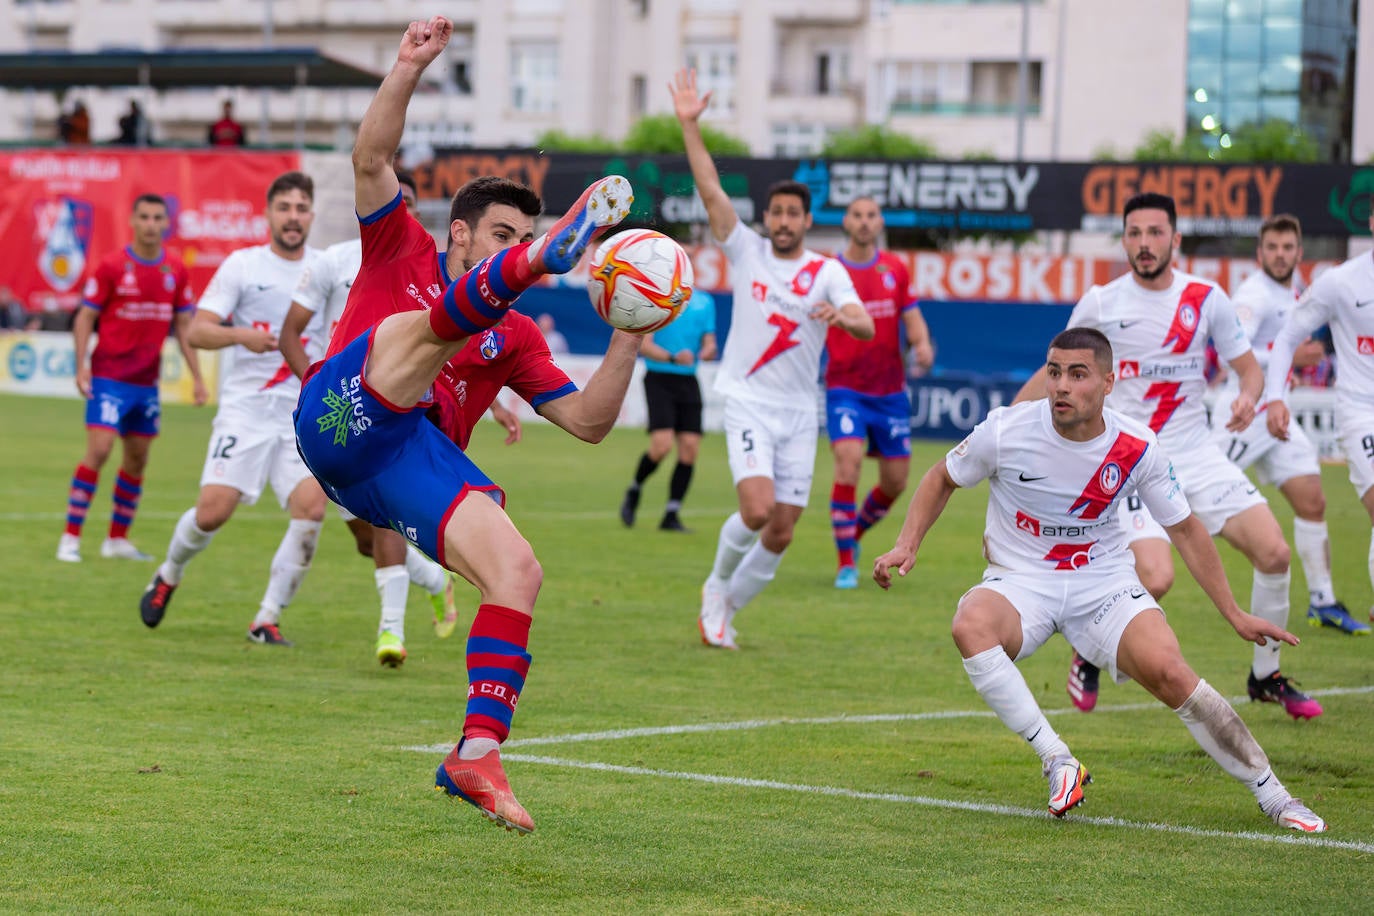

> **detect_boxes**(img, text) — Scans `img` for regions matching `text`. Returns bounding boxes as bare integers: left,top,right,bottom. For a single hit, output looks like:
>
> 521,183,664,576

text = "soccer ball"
586,229,694,334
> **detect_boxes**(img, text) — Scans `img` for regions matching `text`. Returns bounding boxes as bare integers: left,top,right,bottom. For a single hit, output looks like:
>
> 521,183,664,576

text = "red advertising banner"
640,246,1342,304
0,149,300,313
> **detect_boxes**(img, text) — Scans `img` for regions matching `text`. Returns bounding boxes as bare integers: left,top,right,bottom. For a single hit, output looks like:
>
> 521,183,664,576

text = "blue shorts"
86,377,160,438
825,389,912,459
294,329,504,564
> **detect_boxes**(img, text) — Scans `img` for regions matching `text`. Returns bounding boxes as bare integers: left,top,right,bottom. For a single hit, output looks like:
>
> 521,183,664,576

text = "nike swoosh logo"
1119,320,1140,328
254,284,273,291
1357,300,1374,308
1019,472,1047,481
1258,774,1271,787
1130,588,1148,599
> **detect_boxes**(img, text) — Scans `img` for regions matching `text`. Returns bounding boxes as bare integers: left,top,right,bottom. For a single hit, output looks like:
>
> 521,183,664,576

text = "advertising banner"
418,149,1373,239
0,330,217,405
0,149,300,313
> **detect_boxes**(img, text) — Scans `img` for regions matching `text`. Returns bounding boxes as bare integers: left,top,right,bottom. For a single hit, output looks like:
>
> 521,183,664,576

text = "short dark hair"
1259,212,1302,244
1122,192,1176,230
765,180,811,214
266,170,314,204
1050,327,1114,373
448,176,542,231
396,169,418,200
132,193,166,213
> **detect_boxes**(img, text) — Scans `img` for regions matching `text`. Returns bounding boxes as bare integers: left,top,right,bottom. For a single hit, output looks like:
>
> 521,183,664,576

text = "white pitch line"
402,683,1374,754
499,753,1374,855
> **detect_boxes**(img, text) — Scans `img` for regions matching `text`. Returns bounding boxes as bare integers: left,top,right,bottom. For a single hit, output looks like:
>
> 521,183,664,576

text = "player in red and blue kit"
825,197,934,589
57,193,207,564
293,16,639,836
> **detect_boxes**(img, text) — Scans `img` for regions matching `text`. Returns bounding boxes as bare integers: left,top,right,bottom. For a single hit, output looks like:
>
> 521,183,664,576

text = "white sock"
1367,527,1374,595
1173,679,1288,812
459,736,500,760
255,519,322,627
376,564,409,640
160,507,214,585
1292,518,1334,606
726,542,784,611
405,545,448,595
710,511,759,584
962,646,1071,767
1250,569,1289,679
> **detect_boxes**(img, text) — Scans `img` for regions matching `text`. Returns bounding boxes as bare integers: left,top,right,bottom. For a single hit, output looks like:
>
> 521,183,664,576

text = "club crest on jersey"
1359,336,1374,355
880,268,897,291
479,329,505,360
1118,360,1140,379
752,281,768,303
163,271,176,292
1163,282,1211,353
1070,433,1148,520
789,259,825,296
1098,462,1123,495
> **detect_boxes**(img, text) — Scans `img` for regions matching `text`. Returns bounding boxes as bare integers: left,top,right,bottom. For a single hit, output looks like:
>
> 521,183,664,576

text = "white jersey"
714,221,861,407
1218,269,1298,408
291,238,361,345
199,243,326,408
945,401,1190,574
1266,251,1374,411
1067,270,1250,453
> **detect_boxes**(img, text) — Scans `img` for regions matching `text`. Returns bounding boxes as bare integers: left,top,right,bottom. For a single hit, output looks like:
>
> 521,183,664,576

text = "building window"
510,41,559,114
968,61,1041,115
631,75,647,117
888,60,1039,116
448,33,474,96
771,122,829,157
815,46,853,96
685,42,737,116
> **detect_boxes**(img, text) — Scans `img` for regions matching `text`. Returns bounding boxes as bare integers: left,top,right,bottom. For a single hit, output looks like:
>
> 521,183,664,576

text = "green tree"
622,114,750,155
822,125,940,159
532,129,619,153
1127,120,1319,162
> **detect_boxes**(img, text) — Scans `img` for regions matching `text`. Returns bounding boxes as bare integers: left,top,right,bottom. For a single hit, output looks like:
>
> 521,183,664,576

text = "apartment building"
0,0,1369,161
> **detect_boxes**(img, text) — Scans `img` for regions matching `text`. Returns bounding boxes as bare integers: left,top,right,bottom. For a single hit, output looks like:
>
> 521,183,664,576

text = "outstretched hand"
669,69,712,124
1266,401,1291,441
1232,611,1299,648
397,16,452,70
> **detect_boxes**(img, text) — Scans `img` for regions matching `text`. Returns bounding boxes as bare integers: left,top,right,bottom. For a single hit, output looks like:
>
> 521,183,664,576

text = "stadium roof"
0,48,383,90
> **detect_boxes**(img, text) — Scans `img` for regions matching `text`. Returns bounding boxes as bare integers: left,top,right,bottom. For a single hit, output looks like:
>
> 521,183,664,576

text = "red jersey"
824,251,916,397
80,246,194,386
321,192,575,448
431,312,576,449
325,193,444,360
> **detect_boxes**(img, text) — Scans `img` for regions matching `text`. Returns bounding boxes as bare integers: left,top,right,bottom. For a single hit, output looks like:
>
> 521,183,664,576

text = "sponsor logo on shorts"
317,375,373,446
1092,585,1133,624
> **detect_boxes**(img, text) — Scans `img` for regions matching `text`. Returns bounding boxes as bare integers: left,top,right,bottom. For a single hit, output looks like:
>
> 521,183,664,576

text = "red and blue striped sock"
109,470,143,540
830,482,857,569
65,464,99,537
463,603,533,744
429,242,537,342
856,486,897,539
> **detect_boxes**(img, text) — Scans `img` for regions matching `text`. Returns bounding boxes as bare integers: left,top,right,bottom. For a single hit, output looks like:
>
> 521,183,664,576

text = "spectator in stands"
208,100,247,147
115,101,150,146
537,312,570,355
0,287,34,331
58,101,91,145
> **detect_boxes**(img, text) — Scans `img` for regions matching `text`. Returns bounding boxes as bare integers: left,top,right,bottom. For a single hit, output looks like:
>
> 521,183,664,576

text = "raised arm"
669,69,737,243
537,331,643,442
353,16,452,216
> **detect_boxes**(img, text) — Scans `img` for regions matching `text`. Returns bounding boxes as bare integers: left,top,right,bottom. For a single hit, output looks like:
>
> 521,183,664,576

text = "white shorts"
1118,493,1167,545
967,565,1160,685
1337,402,1374,499
199,396,316,509
723,395,818,508
1176,442,1268,534
1211,410,1320,487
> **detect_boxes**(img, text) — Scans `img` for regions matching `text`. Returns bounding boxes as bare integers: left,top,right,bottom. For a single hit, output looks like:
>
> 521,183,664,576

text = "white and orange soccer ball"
586,229,694,334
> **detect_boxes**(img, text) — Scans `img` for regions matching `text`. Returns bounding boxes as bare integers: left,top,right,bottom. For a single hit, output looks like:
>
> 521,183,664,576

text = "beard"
770,234,802,257
1130,248,1171,281
1263,263,1295,285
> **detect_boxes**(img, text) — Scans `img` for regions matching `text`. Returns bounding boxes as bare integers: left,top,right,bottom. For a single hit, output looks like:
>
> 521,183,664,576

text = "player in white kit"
278,173,487,659
138,171,329,645
874,328,1325,831
671,68,874,649
1017,193,1322,721
1215,214,1364,634
1265,194,1374,629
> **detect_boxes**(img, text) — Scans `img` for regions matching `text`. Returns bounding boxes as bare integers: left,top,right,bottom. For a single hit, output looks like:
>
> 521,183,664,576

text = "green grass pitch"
3,392,1373,913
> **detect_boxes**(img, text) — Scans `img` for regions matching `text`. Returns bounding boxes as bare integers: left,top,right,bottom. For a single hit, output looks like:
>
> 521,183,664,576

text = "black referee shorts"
643,370,703,434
